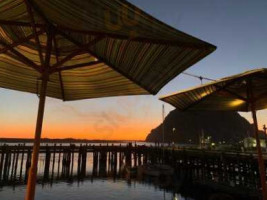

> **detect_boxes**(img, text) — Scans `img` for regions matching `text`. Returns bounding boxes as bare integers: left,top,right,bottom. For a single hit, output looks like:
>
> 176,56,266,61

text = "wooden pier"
0,143,264,198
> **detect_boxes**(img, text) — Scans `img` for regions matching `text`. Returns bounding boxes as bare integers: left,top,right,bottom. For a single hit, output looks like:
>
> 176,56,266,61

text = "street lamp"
172,127,176,146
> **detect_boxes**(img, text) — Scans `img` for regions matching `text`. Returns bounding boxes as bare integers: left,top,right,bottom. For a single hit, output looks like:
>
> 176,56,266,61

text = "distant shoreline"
0,138,144,143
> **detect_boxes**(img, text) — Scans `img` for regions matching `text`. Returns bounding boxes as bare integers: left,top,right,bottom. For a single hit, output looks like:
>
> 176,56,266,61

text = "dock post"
0,145,6,181
25,149,32,182
57,144,62,178
44,145,51,180
70,145,74,177
3,148,10,181
10,146,16,180
19,144,25,180
13,145,19,180
77,145,81,177
51,144,56,180
93,149,98,176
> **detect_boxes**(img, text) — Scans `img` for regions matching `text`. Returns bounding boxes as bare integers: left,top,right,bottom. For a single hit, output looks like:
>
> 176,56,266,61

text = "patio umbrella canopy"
0,0,216,100
160,68,267,200
0,0,216,200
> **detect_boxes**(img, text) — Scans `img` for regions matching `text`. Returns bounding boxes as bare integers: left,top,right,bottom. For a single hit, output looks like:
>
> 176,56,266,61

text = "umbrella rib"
51,49,87,69
0,20,215,49
254,92,267,102
44,28,53,69
58,72,65,101
26,0,51,25
0,20,45,28
53,31,65,101
0,29,44,54
54,34,65,101
0,40,41,73
56,26,214,49
51,36,104,69
214,86,247,101
56,29,153,94
183,78,244,111
51,61,102,73
25,0,71,102
24,0,44,67
0,20,215,50
26,0,213,94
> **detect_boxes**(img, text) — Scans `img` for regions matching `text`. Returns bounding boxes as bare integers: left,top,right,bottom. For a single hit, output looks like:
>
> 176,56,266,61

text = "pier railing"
0,143,263,197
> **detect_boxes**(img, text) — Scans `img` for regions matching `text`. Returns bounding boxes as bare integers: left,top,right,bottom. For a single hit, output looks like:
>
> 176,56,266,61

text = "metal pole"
25,76,48,200
162,104,165,144
172,128,176,146
251,106,267,200
248,80,267,200
162,104,165,164
264,125,267,151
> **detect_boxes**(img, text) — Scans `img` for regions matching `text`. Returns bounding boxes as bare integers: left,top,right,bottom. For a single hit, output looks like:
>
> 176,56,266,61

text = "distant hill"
146,109,264,144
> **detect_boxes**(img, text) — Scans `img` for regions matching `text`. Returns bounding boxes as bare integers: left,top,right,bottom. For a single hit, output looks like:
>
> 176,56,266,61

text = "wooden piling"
13,145,19,180
19,144,25,180
0,145,5,180
70,144,74,177
10,147,16,180
51,144,56,180
57,144,62,178
25,148,32,182
44,145,51,180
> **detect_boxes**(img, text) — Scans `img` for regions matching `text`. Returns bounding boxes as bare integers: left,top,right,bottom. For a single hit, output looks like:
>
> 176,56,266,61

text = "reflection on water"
0,143,188,200
0,143,260,200
0,178,186,200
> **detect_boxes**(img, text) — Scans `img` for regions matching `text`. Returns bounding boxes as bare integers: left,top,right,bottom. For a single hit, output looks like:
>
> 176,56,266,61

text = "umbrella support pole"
251,106,267,200
25,77,48,200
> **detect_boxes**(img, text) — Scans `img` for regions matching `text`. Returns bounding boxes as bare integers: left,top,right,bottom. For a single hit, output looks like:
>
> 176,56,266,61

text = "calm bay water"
0,142,255,200
0,142,193,200
0,178,188,200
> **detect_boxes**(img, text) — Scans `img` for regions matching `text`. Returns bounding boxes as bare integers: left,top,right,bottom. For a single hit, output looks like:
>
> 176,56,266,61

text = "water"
0,142,259,200
0,178,187,200
0,142,190,200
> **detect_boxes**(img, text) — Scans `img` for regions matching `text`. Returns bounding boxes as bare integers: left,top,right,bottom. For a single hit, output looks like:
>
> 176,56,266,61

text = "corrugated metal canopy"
0,0,216,101
160,68,267,112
